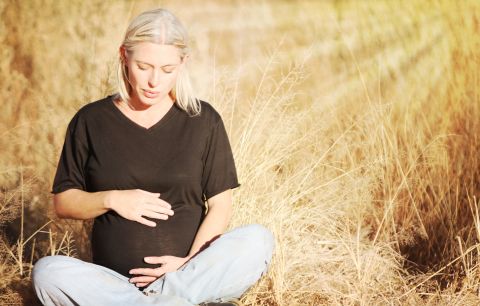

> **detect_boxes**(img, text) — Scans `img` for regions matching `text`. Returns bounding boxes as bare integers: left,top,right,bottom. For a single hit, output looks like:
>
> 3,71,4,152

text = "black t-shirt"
51,94,240,277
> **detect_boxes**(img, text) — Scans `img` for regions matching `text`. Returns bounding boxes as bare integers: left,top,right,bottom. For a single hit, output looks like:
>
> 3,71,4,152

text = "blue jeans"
32,224,274,306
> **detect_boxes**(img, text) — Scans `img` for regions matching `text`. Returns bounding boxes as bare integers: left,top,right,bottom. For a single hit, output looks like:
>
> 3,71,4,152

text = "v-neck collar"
108,95,180,132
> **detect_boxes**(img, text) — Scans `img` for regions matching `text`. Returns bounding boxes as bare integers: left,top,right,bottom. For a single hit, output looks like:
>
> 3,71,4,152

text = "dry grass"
1,0,479,305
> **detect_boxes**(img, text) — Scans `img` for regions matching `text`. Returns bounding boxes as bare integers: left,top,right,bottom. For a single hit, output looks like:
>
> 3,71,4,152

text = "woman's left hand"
128,255,191,287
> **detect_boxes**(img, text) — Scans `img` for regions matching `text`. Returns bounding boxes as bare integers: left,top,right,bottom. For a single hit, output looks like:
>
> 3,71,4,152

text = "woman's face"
123,42,184,107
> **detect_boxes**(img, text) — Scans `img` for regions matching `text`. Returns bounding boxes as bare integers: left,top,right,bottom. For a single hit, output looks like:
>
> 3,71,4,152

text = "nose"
148,70,160,88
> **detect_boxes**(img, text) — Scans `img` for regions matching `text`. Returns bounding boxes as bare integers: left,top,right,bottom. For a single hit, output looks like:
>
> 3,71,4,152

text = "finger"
142,210,169,220
136,217,156,227
145,204,174,216
129,268,161,277
135,282,150,287
149,198,172,210
129,276,157,283
144,256,167,264
137,189,161,197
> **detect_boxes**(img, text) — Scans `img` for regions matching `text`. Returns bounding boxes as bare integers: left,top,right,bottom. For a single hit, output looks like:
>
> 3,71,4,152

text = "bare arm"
53,188,174,226
187,189,233,258
53,189,111,219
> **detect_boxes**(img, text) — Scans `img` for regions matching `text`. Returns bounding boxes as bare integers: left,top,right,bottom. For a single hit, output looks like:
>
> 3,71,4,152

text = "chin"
139,96,159,105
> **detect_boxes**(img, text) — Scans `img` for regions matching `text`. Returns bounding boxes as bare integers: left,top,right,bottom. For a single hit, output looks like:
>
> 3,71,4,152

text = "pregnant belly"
91,205,203,278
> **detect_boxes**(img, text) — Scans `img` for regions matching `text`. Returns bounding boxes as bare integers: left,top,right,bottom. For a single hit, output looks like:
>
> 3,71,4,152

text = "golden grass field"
1,0,479,305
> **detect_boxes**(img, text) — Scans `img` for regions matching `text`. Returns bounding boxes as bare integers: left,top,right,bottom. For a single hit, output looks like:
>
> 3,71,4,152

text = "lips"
143,89,160,98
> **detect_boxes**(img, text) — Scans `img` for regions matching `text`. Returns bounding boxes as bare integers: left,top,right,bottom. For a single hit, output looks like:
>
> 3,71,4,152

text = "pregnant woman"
32,8,274,306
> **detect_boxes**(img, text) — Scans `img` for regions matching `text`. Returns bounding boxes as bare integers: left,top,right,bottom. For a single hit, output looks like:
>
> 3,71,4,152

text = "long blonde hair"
116,8,201,116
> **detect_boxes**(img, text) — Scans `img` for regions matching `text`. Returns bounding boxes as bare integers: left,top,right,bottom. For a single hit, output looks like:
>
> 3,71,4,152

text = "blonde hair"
116,8,201,116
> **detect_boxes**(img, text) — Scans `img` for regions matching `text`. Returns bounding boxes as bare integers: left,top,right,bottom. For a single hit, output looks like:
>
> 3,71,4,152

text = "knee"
236,224,275,260
32,256,69,288
239,224,275,244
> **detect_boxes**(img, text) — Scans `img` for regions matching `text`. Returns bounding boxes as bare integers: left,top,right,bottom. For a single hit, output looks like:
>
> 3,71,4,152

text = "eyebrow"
136,60,179,68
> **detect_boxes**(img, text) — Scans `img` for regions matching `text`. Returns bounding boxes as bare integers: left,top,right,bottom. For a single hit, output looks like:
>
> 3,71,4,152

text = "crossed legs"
32,224,275,306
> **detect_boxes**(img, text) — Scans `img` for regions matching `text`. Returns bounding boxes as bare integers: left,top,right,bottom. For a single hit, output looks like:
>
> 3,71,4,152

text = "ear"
119,46,128,63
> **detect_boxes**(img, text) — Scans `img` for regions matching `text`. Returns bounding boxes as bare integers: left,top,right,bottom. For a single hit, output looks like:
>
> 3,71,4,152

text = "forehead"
129,42,181,64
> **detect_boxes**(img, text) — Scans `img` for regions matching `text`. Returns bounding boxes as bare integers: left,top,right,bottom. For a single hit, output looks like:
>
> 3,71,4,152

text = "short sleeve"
201,117,241,201
51,113,89,194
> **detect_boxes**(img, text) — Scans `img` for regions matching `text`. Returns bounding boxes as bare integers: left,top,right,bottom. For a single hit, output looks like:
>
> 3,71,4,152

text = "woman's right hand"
105,189,174,227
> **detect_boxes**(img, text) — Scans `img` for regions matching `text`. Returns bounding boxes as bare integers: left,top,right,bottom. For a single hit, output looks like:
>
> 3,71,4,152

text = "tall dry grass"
1,0,479,305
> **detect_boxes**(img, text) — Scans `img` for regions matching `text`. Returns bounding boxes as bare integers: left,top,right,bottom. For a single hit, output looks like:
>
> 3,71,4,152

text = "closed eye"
162,66,176,73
